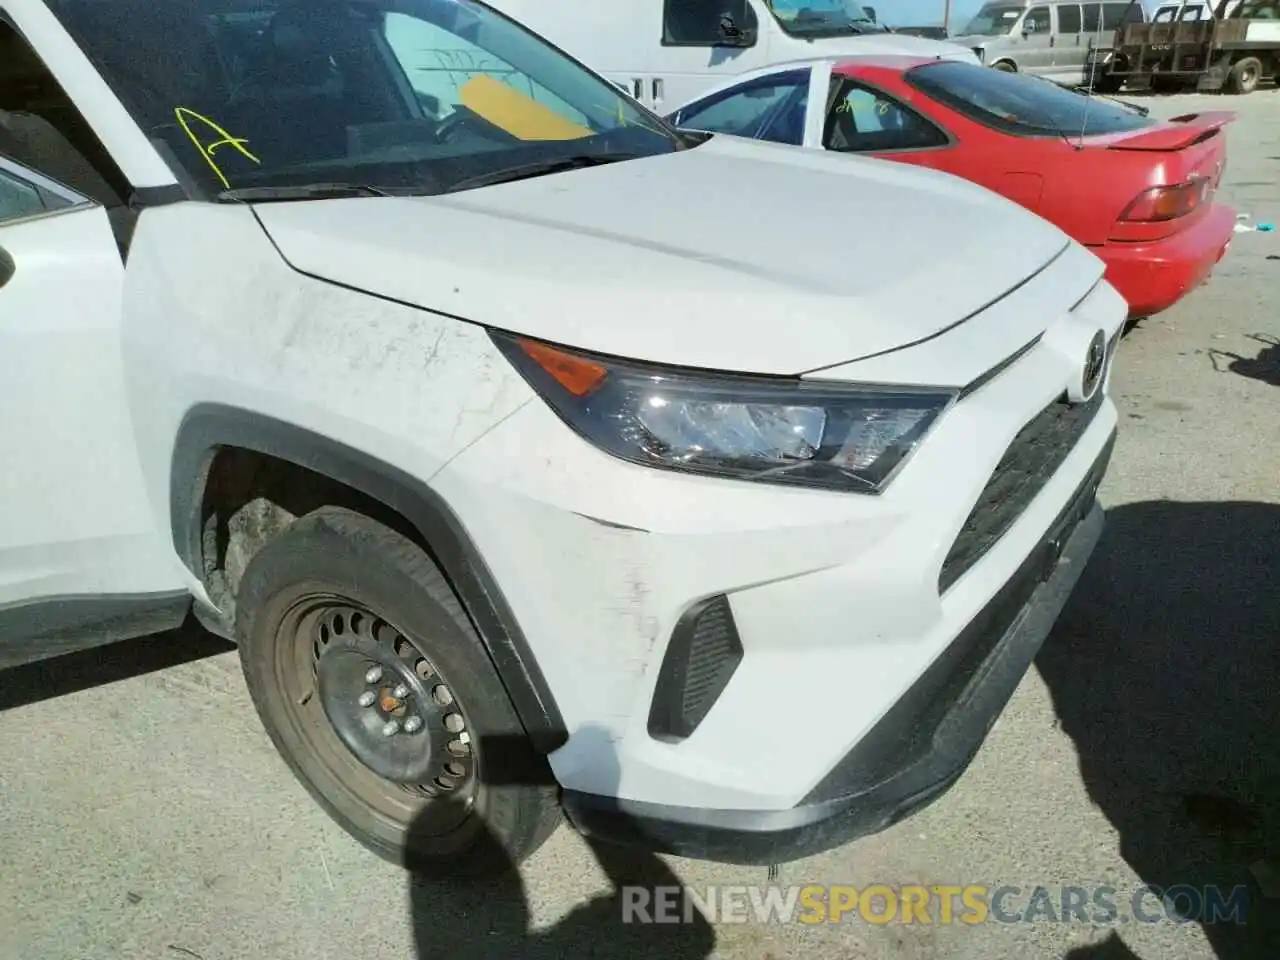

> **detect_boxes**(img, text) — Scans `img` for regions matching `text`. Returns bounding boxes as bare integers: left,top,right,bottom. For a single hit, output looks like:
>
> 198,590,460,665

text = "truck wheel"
993,60,1017,72
1226,57,1262,94
235,506,561,876
1089,68,1123,93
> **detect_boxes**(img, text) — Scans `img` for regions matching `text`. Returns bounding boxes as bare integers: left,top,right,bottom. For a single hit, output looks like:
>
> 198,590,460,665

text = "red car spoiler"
1105,111,1237,152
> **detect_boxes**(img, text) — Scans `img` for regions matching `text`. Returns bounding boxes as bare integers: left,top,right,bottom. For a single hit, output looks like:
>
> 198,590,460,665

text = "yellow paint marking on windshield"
457,75,594,141
174,107,260,189
606,100,669,138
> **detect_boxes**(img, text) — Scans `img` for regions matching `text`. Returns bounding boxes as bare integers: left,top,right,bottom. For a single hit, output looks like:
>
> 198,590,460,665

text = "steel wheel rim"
270,593,478,834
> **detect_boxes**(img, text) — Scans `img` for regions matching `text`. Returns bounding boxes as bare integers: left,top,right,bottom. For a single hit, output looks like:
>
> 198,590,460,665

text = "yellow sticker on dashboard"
457,74,593,141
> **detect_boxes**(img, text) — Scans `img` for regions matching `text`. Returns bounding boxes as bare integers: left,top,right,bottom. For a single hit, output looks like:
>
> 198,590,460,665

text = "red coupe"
667,57,1234,320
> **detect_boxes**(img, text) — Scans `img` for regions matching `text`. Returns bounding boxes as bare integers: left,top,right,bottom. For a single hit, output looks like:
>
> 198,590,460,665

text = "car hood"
253,135,1071,376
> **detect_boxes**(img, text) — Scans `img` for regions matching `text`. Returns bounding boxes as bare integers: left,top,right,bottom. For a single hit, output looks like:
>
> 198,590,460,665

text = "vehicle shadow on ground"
0,615,233,711
1208,333,1280,388
405,726,715,959
1037,500,1280,959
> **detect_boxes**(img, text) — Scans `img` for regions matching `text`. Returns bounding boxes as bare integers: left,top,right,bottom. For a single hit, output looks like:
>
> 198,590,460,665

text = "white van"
474,0,979,109
951,0,1143,79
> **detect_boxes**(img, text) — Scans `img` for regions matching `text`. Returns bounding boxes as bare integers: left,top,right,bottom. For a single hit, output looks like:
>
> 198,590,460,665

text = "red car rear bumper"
1093,203,1235,319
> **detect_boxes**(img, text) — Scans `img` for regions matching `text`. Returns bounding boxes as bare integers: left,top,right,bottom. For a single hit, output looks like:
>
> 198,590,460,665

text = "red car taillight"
1119,177,1212,223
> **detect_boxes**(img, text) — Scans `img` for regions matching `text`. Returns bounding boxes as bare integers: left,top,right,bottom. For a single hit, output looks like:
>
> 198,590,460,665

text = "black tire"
992,60,1017,72
1087,64,1123,93
1226,57,1262,95
235,506,561,876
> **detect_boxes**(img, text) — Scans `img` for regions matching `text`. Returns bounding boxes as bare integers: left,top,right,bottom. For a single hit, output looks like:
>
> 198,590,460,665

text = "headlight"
491,333,956,494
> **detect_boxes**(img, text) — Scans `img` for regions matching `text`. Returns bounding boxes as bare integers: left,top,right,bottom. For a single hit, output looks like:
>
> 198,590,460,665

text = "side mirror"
0,246,14,290
718,10,757,45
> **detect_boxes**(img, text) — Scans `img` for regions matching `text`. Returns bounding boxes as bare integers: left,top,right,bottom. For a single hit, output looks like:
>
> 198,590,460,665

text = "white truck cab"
1,0,1122,874
477,0,979,109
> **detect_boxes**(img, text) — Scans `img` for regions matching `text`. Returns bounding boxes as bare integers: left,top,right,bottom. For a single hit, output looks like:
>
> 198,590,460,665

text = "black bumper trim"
561,433,1113,864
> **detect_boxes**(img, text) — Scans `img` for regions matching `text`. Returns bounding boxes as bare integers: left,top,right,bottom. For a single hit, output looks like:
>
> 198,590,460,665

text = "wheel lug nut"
365,665,383,684
381,720,401,737
358,691,376,708
403,716,423,734
393,683,409,699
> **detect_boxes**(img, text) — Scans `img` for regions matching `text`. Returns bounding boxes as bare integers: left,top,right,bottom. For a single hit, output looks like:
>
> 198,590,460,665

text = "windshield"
907,61,1154,137
46,0,682,198
959,3,1026,35
764,0,887,35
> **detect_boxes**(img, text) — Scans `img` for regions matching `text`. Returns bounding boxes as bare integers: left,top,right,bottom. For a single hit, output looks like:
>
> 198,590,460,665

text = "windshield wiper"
216,182,396,203
444,153,641,193
1063,83,1151,116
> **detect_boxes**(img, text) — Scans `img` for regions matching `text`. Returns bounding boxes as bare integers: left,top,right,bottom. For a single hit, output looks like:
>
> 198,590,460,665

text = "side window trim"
822,76,954,155
0,155,91,228
0,154,92,208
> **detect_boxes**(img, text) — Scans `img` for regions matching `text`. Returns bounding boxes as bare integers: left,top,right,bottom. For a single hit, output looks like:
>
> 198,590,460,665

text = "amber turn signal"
516,338,608,397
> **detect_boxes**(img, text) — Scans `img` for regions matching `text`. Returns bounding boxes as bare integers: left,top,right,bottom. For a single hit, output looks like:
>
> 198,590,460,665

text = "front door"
0,1,191,662
0,160,183,622
1017,4,1058,72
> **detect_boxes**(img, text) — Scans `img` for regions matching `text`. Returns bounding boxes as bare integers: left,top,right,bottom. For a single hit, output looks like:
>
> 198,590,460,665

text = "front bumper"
433,247,1125,832
561,436,1110,863
1095,203,1235,319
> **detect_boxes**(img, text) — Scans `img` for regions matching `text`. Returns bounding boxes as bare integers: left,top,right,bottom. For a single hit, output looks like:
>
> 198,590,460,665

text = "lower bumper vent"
648,594,743,742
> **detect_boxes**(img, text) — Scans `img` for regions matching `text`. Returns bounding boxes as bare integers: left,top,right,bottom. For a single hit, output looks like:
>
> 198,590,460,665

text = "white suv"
0,0,1122,872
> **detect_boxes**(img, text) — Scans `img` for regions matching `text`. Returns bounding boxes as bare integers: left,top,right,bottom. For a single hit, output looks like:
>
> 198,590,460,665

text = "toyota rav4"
0,0,1123,872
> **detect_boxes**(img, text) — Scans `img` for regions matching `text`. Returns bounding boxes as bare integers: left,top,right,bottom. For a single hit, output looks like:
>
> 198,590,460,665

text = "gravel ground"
1,91,1277,960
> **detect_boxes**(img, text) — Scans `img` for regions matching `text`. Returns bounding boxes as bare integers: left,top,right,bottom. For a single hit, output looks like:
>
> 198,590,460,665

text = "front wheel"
1226,57,1262,95
992,60,1017,72
235,506,562,876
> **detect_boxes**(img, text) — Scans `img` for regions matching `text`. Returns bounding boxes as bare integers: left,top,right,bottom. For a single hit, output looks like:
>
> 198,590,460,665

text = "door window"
1083,3,1103,31
1119,1,1147,23
675,71,809,141
1024,6,1053,31
662,0,759,45
0,168,46,223
1057,3,1083,30
823,78,948,152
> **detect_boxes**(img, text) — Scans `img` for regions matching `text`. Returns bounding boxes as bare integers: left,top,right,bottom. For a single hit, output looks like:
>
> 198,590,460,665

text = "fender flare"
170,403,567,754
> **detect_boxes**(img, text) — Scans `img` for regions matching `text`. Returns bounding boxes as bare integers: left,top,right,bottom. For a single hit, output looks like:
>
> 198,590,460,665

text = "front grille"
939,389,1104,593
